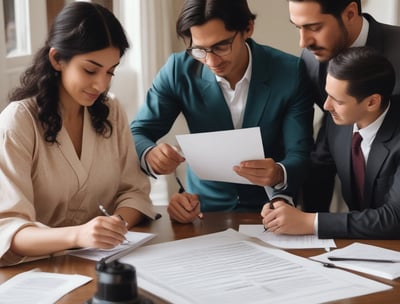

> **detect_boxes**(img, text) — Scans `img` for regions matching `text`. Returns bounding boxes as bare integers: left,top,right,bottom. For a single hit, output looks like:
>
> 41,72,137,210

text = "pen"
264,199,276,232
99,204,112,217
99,204,130,244
175,176,202,218
327,257,400,263
176,176,186,193
99,204,127,225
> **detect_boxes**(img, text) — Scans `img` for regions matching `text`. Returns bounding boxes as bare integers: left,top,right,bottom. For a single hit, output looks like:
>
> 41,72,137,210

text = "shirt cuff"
314,213,319,236
140,146,157,179
273,163,287,190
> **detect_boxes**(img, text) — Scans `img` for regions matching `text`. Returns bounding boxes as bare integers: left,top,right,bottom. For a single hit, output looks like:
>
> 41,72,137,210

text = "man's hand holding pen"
260,199,316,235
167,177,203,223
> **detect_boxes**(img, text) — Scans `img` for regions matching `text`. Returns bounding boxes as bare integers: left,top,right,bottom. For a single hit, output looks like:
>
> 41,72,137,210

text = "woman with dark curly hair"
0,1,157,266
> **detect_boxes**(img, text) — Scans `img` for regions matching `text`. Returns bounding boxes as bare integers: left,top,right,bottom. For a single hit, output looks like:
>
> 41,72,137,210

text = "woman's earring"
54,70,60,78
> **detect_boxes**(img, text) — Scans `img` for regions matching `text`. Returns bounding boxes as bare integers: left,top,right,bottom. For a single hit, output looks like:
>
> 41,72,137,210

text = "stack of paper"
239,224,336,249
0,270,92,304
310,242,400,280
120,229,390,304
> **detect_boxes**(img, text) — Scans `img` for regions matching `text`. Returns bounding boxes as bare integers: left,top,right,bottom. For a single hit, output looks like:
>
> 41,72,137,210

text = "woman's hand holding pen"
74,215,128,249
260,200,315,235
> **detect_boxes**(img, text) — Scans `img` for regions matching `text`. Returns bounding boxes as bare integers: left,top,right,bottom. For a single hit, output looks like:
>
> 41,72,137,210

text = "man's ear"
48,47,62,71
367,93,382,111
342,1,359,24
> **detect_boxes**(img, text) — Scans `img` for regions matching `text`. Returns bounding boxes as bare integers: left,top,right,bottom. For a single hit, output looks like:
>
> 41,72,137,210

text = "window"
3,0,29,57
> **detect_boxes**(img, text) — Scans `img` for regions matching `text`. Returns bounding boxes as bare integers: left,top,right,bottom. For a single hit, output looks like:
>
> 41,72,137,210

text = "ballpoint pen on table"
327,257,400,263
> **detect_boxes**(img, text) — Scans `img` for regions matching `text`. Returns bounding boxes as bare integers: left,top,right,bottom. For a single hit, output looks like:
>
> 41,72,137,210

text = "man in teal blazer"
131,0,314,222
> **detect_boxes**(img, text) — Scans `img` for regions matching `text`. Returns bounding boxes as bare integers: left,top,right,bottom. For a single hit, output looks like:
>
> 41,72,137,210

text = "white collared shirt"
354,103,389,164
215,43,252,129
350,16,369,47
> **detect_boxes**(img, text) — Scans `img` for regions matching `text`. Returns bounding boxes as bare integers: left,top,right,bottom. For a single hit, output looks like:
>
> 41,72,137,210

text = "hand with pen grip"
74,215,128,249
261,199,316,235
167,177,203,223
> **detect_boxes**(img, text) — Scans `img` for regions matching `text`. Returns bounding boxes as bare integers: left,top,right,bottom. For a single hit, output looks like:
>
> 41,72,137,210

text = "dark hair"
9,2,129,143
288,0,362,19
327,47,395,107
176,0,256,40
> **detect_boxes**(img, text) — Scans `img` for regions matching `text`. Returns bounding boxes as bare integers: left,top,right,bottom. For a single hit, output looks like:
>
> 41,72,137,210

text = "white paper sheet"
68,231,156,261
311,242,400,280
176,127,264,184
0,270,92,304
120,229,390,304
239,224,336,249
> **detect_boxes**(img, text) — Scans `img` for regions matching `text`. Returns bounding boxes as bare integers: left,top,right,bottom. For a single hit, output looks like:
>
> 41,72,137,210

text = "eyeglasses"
186,31,239,60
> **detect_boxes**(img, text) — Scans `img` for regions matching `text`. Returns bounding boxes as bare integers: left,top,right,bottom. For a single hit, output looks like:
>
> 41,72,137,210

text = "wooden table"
1,206,399,303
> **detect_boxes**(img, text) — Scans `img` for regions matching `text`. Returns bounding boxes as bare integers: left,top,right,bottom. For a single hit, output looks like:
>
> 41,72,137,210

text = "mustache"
307,45,324,52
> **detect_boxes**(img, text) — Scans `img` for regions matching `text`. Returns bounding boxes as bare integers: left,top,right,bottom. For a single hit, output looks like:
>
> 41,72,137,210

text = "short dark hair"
288,0,362,19
176,0,256,40
327,47,395,107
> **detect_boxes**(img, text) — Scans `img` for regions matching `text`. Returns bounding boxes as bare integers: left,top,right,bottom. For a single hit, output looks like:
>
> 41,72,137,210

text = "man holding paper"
131,0,314,222
262,47,400,239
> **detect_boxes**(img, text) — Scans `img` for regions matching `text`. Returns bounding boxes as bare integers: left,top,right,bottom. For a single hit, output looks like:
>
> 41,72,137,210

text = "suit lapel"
198,63,234,129
364,103,399,207
338,126,358,209
242,40,270,128
364,14,384,53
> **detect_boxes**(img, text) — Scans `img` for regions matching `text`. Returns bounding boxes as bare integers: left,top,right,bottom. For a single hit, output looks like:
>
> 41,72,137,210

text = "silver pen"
98,204,130,244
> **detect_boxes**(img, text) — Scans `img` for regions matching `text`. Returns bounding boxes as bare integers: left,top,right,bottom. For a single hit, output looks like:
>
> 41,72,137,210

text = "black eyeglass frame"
186,31,239,60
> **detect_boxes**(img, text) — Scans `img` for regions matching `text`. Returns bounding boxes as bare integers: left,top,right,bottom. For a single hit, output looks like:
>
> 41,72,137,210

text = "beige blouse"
0,96,157,266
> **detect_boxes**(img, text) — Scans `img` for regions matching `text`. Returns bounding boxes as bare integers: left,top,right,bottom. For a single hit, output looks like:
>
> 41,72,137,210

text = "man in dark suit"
262,47,400,239
288,0,400,212
131,0,314,223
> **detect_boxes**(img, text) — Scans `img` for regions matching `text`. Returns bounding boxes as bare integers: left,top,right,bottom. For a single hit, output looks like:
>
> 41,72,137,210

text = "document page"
311,242,400,280
121,229,390,304
0,270,92,304
176,127,264,184
239,224,336,249
68,231,156,261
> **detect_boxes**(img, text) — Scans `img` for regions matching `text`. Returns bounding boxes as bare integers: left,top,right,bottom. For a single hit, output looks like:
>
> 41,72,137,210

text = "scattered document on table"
68,231,156,261
120,229,390,304
0,270,92,304
176,127,264,184
239,224,336,249
311,242,400,280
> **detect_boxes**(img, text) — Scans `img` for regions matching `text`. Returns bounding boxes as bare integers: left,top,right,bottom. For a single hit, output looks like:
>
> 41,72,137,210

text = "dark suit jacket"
302,13,400,108
131,39,314,212
318,102,400,239
301,14,400,209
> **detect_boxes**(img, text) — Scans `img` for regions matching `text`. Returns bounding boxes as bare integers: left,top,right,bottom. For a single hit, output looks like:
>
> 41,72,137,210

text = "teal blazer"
131,39,314,211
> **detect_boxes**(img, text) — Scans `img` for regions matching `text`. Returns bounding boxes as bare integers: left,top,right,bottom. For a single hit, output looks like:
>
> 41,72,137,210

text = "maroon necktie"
351,132,365,208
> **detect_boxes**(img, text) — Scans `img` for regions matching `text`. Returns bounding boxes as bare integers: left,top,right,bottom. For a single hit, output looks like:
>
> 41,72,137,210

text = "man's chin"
310,50,331,62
